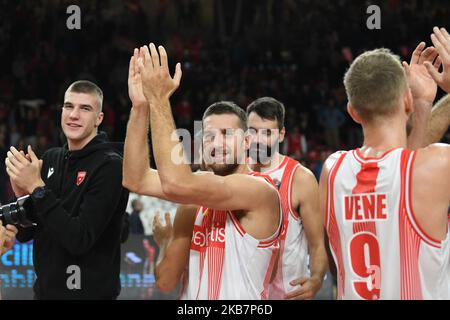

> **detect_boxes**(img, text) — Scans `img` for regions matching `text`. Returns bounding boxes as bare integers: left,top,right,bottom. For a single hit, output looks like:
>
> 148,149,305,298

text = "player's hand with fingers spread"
137,43,182,104
425,27,450,93
152,212,173,248
285,276,323,300
5,145,45,195
128,48,148,109
402,42,441,105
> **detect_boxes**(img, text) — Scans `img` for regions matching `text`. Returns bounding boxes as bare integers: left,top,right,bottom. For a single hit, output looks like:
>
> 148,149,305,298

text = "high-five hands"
135,43,182,104
403,42,441,105
424,27,450,93
128,48,148,109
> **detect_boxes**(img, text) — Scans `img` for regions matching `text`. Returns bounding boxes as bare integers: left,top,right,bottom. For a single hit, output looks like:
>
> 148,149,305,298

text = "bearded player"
123,45,282,299
246,97,328,300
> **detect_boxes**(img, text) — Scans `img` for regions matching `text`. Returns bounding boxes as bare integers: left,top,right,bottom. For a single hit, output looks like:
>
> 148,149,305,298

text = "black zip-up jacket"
16,132,129,299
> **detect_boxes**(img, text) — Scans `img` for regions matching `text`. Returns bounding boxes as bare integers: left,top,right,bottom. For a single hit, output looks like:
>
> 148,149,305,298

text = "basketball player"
320,32,450,299
246,97,327,300
5,80,129,299
123,45,282,299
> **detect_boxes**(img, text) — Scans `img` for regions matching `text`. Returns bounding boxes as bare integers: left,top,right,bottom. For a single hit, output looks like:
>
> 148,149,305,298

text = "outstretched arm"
403,42,441,149
422,27,450,145
122,48,167,199
138,44,277,212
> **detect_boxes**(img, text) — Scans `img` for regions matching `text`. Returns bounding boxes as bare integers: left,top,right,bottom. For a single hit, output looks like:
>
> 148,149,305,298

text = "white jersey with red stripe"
263,156,309,299
181,172,282,300
326,148,450,300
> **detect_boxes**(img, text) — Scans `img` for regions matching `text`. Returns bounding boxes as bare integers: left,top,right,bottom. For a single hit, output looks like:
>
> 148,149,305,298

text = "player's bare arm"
422,27,450,145
286,166,328,300
318,152,345,287
404,42,441,150
425,94,450,145
412,143,450,242
137,44,280,239
154,204,197,293
413,27,450,239
123,48,167,199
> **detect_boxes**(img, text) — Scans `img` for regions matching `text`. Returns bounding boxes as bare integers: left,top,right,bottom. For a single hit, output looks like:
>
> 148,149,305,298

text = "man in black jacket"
5,80,129,299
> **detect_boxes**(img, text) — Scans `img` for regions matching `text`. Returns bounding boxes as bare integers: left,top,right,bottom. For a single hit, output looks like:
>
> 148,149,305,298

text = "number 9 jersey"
325,148,450,300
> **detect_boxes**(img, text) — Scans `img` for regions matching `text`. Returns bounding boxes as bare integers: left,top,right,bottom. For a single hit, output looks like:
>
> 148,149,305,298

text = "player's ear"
279,127,286,143
404,88,414,115
347,103,362,124
244,129,253,151
96,112,104,128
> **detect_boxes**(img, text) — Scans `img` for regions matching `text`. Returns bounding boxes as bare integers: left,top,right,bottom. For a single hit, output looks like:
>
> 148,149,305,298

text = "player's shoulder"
415,143,450,170
246,171,277,187
322,150,349,175
230,172,279,203
101,147,124,164
292,161,318,185
417,142,450,156
42,146,64,159
100,153,123,172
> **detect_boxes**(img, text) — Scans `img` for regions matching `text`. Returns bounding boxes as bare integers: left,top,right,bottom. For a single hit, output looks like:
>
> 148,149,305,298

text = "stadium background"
0,0,449,299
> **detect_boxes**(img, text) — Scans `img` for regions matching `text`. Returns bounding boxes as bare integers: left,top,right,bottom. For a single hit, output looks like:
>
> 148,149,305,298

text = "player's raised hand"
137,43,182,104
152,212,173,248
402,42,440,105
128,48,147,108
424,27,450,93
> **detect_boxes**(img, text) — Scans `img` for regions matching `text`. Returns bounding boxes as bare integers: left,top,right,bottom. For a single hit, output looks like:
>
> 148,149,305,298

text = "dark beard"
207,163,240,176
249,142,273,164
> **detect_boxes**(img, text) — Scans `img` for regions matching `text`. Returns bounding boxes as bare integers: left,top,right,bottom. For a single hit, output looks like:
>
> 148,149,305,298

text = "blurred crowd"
1,0,449,203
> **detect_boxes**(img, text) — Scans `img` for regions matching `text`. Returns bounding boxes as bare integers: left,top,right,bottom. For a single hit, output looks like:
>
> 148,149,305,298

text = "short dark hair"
66,80,104,111
246,97,285,129
202,101,247,130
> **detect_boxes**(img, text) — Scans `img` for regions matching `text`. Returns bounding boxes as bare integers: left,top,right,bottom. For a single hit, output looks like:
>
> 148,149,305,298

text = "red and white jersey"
181,173,282,300
263,156,310,299
326,148,450,300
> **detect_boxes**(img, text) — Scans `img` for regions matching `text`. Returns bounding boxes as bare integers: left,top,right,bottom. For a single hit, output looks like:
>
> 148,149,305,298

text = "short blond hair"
66,80,103,112
343,48,407,121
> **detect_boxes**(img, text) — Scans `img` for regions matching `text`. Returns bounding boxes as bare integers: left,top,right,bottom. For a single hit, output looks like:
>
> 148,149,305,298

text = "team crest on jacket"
76,171,87,186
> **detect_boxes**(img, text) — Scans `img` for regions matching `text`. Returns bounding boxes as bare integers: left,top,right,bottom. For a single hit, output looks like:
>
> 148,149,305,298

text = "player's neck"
67,131,97,151
360,120,407,157
253,152,284,173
